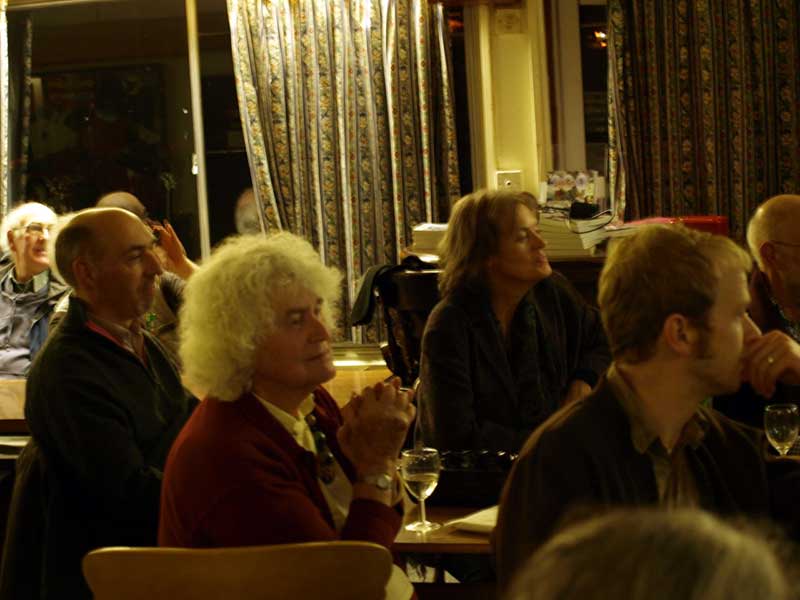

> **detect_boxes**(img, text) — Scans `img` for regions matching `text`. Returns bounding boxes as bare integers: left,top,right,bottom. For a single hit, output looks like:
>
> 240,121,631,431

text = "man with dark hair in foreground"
495,224,800,591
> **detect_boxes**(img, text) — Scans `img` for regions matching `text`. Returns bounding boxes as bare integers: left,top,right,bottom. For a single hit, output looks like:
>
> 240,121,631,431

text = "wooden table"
394,506,495,599
394,505,492,554
0,380,26,434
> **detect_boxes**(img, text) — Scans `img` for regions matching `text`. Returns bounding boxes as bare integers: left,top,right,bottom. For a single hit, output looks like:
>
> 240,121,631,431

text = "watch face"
366,473,392,490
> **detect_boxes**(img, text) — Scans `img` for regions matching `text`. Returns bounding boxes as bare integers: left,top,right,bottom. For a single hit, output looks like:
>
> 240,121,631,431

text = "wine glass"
764,404,800,456
399,447,441,532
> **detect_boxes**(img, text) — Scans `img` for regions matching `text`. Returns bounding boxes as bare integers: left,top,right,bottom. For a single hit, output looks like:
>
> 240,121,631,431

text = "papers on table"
604,223,640,239
537,214,610,258
538,213,645,258
447,505,498,534
411,223,448,255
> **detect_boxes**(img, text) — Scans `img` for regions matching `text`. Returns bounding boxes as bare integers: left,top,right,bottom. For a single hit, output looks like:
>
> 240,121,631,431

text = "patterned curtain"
7,12,33,212
0,7,33,218
608,0,800,240
227,0,461,340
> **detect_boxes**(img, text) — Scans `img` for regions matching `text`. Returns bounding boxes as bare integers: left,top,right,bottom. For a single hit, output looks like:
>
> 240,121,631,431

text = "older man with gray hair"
0,202,69,377
715,194,800,427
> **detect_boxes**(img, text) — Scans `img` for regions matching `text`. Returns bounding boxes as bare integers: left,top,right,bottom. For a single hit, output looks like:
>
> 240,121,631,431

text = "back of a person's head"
234,188,261,234
747,194,800,270
96,191,147,220
598,224,750,363
506,509,790,600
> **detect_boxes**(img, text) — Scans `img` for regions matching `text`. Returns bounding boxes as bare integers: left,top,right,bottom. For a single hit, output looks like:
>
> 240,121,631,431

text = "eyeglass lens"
24,223,54,236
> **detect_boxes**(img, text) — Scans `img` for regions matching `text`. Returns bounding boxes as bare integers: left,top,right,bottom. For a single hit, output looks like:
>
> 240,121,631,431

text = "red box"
627,216,729,237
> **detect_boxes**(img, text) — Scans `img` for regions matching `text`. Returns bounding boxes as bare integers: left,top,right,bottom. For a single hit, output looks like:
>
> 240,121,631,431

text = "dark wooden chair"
374,268,441,387
0,439,46,600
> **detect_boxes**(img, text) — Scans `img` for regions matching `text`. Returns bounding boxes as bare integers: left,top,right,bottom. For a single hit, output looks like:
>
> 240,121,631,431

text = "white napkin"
448,505,498,534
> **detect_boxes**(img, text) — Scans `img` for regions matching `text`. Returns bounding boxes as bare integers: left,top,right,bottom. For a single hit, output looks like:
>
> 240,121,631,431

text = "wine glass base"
405,520,441,533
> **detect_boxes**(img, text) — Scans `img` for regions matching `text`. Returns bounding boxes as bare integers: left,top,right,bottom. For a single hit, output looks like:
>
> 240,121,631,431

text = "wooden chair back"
376,268,440,386
0,379,27,433
83,541,393,600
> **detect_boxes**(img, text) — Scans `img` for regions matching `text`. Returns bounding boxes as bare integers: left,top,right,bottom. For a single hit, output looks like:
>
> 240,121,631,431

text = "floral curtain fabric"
0,8,33,218
227,0,460,339
7,13,32,214
608,0,800,240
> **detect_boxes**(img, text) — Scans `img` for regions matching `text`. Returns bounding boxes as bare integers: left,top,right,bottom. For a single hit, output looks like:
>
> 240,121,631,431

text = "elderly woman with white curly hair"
158,232,415,595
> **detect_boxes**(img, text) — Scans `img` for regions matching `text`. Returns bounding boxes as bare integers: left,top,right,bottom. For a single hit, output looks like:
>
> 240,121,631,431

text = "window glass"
27,0,201,257
579,4,608,176
197,1,251,247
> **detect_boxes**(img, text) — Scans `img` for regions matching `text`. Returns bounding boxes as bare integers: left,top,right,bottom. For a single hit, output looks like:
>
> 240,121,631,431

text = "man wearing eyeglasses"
715,194,800,428
0,202,69,378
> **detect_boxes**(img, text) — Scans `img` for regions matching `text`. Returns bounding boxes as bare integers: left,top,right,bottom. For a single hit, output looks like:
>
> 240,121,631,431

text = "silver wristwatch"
360,472,393,491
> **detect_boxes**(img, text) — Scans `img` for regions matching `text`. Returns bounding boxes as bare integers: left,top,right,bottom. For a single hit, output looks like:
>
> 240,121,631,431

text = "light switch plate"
496,170,523,192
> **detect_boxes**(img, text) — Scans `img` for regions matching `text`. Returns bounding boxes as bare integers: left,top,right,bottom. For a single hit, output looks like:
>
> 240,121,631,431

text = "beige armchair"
83,540,393,600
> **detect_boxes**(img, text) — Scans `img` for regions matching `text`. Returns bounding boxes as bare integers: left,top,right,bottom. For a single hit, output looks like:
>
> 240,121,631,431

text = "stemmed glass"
764,404,800,456
399,447,441,532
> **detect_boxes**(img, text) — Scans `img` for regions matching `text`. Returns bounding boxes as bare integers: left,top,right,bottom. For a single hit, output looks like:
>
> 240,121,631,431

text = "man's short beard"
690,319,712,360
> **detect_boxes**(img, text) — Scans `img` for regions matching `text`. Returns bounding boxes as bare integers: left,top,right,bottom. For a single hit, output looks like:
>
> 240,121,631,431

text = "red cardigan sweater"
158,387,401,548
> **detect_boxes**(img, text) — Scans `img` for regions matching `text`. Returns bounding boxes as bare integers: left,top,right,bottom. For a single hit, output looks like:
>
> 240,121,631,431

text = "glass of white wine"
399,447,441,532
764,404,800,456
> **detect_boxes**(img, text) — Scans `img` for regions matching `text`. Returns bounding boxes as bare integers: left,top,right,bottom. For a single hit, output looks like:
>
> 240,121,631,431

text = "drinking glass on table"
764,404,800,456
399,447,441,532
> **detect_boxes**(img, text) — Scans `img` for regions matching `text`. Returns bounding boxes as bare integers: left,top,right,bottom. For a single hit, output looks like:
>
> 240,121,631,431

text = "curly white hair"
179,232,341,401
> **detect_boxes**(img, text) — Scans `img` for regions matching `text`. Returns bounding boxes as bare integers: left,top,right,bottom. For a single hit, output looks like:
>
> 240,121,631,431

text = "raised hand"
151,220,197,279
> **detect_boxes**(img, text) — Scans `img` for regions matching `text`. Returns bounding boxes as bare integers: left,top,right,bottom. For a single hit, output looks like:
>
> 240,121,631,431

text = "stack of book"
538,213,612,258
411,223,447,255
604,222,640,240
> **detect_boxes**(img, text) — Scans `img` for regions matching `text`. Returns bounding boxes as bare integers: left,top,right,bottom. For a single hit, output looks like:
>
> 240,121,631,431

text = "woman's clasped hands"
337,378,416,479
